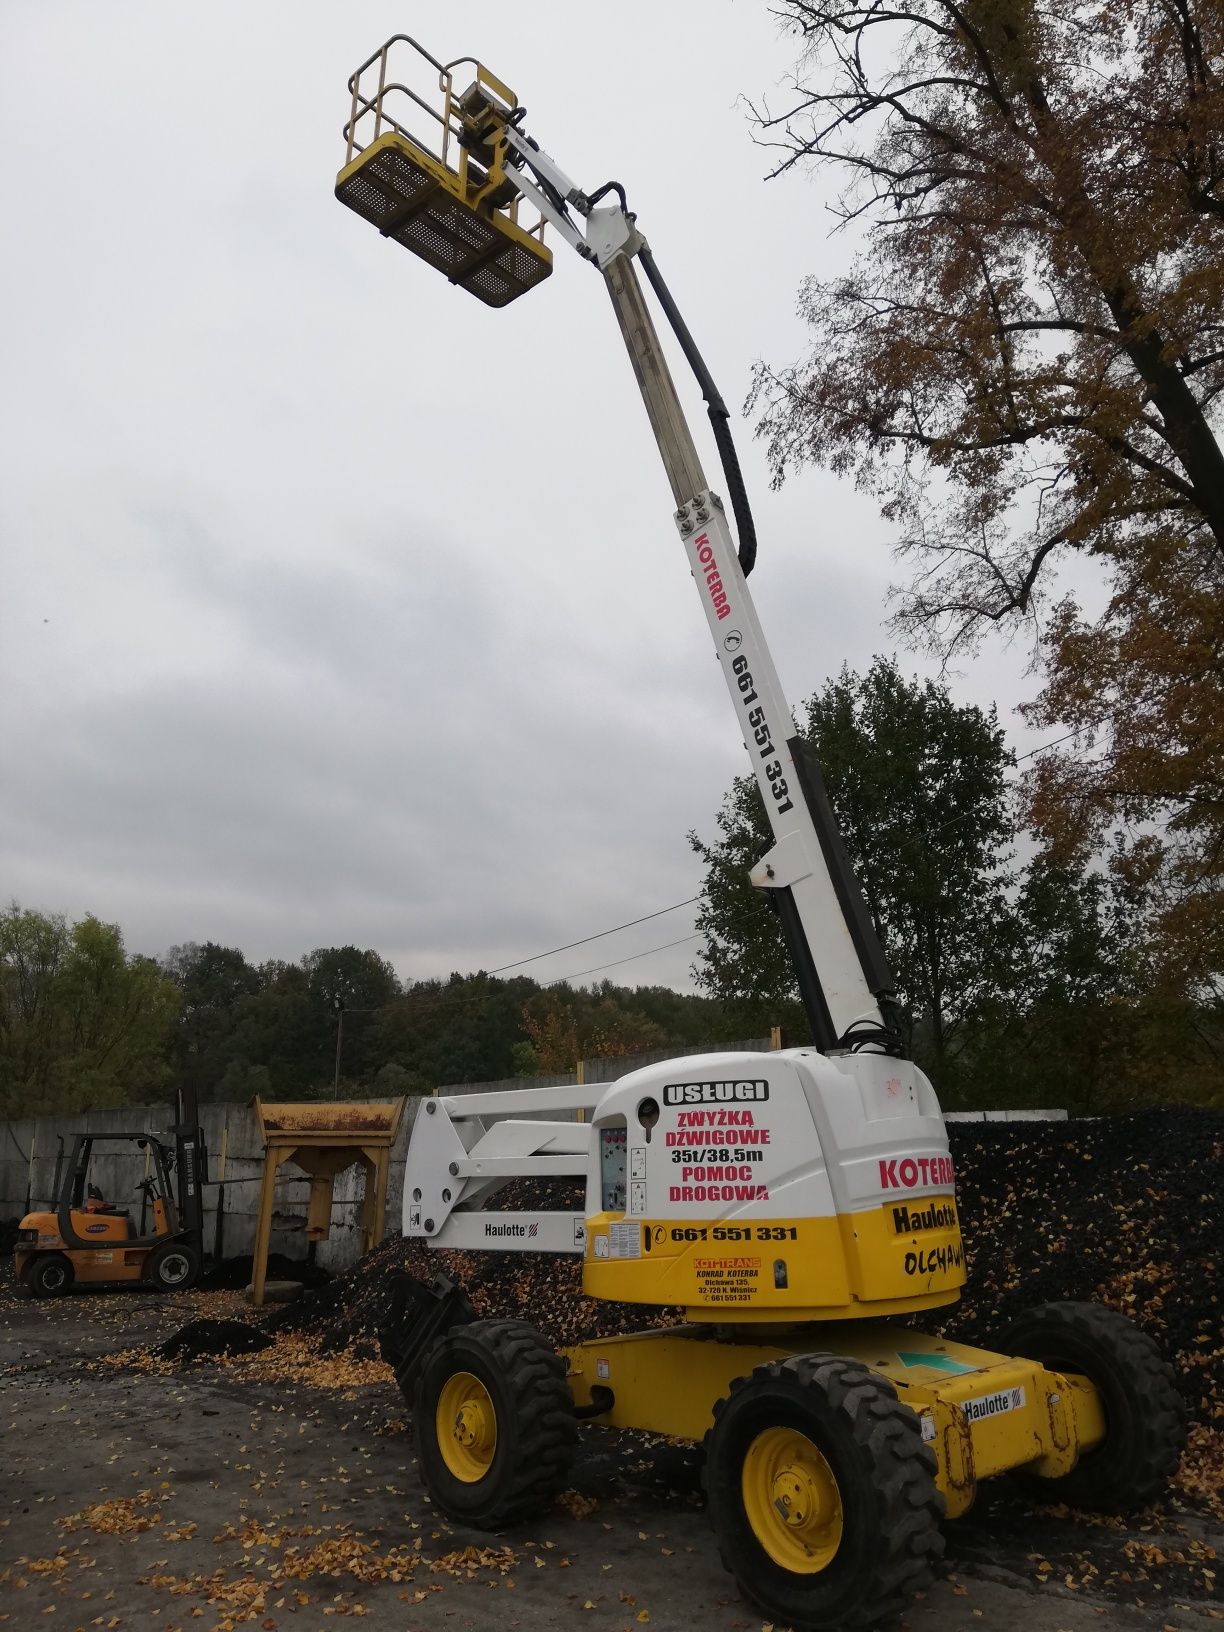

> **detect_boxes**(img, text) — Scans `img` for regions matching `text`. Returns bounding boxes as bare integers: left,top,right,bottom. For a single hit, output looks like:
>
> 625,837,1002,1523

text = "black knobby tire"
414,1319,577,1528
144,1240,202,1292
998,1300,1187,1511
704,1354,944,1632
25,1252,75,1298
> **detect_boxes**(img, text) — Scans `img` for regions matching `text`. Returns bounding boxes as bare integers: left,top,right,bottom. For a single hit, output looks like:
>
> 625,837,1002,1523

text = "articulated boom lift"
335,39,1185,1632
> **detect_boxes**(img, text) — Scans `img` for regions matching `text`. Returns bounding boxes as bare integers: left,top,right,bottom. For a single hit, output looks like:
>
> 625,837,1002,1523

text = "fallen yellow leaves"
135,1524,520,1623
9,1552,72,1577
59,1492,163,1536
104,1328,393,1390
427,1547,515,1573
1172,1424,1224,1520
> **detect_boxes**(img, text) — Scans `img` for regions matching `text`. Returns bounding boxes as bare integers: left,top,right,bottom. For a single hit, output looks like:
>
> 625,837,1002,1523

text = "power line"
546,933,703,987
463,729,1101,984
488,895,702,974
1013,726,1098,763
513,723,1103,974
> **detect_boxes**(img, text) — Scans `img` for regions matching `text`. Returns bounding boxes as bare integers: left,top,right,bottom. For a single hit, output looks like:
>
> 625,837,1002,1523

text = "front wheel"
704,1354,944,1632
998,1301,1186,1511
25,1252,75,1298
414,1319,577,1528
144,1241,201,1292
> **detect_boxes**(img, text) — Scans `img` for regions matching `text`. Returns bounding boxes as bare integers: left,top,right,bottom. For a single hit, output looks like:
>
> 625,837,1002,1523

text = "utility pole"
332,997,345,1098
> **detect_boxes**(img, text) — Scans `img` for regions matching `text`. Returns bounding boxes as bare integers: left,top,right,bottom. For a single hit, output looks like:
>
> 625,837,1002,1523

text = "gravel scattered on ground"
158,1316,274,1359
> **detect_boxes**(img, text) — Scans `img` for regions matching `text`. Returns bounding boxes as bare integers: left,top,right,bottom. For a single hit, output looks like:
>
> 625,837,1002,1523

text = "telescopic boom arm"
496,126,901,1053
335,45,902,1053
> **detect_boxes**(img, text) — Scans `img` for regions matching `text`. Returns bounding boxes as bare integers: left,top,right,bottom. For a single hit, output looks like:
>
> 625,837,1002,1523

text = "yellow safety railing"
335,36,552,308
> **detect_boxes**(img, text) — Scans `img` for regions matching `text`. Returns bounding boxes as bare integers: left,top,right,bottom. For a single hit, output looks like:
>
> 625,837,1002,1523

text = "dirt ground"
1,1286,1220,1632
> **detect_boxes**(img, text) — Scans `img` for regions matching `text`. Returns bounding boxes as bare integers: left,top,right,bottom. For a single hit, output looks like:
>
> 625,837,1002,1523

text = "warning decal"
609,1222,641,1260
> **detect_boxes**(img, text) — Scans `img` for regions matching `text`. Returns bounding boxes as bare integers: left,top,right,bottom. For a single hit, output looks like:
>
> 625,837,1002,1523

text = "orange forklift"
14,1086,206,1296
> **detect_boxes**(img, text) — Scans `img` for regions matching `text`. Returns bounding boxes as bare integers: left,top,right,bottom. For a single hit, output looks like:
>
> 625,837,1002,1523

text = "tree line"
0,904,720,1118
2,661,1218,1120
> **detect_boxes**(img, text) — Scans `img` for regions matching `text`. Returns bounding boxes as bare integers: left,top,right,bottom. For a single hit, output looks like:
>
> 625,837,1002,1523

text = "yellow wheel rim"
741,1426,843,1573
435,1371,497,1483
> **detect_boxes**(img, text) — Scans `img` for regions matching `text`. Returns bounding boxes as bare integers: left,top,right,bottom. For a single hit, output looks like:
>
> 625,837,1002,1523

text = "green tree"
750,0,1224,989
219,960,317,1098
690,660,1017,1084
522,986,672,1069
0,905,180,1114
375,973,543,1089
967,852,1129,1108
304,945,402,1089
303,945,400,1014
161,941,262,1100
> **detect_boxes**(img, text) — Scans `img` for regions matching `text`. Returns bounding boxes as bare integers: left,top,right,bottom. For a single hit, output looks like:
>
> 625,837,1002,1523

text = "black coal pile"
267,1179,683,1352
269,1110,1222,1424
158,1318,274,1360
938,1107,1223,1422
198,1252,332,1292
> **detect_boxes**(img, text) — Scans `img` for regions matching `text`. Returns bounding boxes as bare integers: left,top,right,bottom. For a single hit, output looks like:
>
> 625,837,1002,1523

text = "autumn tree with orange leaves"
750,0,1224,1002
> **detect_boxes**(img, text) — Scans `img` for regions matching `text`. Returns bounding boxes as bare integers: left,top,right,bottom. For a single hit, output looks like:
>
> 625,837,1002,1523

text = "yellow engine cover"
19,1206,135,1244
581,1049,965,1322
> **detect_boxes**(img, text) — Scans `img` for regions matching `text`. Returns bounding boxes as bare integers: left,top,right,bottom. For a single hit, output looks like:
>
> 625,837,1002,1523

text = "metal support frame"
53,1132,181,1253
173,1082,206,1254
404,1087,598,1251
250,1098,405,1305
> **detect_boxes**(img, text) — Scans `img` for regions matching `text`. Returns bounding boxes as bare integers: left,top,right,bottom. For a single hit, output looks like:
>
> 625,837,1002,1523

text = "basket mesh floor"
337,138,552,308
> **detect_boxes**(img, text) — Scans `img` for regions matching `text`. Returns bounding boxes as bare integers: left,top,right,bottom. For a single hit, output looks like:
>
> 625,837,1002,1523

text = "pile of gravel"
937,1107,1223,1421
265,1178,669,1353
198,1251,331,1292
158,1318,274,1359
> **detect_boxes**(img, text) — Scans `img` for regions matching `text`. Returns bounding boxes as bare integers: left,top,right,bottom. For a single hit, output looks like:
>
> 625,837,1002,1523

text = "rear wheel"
414,1319,577,1527
25,1252,75,1298
144,1241,201,1292
704,1354,944,1632
998,1301,1186,1511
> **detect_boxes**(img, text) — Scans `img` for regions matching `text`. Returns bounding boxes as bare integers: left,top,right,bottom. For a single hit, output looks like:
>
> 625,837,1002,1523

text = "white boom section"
404,1090,596,1253
402,1050,956,1279
497,127,890,1043
675,491,883,1041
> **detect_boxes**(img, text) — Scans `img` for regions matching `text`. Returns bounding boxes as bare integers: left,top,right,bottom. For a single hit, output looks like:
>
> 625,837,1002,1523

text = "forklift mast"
335,39,901,1055
173,1082,206,1253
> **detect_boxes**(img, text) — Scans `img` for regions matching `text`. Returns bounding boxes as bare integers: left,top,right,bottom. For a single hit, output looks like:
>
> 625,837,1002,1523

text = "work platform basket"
336,36,552,309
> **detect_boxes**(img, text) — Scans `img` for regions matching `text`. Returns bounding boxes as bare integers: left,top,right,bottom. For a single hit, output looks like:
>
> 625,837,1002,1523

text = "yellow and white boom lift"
334,38,1186,1632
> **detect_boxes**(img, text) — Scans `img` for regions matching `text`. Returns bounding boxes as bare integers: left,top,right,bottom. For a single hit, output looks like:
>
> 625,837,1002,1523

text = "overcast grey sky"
0,1,1052,993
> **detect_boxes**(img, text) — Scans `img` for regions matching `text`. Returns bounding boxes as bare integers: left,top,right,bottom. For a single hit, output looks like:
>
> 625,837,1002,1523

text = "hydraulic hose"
637,247,758,578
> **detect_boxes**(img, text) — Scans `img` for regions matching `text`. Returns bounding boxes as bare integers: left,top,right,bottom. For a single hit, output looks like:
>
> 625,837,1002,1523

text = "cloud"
0,1,1045,999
